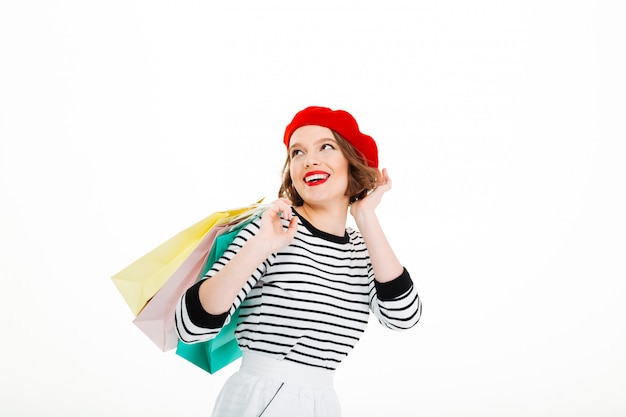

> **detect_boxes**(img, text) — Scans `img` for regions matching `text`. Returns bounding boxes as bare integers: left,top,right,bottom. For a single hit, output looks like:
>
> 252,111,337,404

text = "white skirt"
211,352,341,417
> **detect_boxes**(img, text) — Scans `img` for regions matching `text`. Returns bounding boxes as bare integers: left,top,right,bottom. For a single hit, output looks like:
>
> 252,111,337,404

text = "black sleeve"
375,267,414,301
183,280,230,329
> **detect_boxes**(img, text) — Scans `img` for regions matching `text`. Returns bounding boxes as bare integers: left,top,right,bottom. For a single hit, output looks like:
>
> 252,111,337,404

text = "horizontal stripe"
175,211,421,369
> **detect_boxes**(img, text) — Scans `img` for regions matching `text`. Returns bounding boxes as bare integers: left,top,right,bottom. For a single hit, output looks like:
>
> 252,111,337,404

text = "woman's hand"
350,168,392,221
198,198,297,314
255,198,299,253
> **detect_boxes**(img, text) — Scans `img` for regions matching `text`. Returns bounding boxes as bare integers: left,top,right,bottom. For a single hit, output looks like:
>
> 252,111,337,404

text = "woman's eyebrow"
289,137,335,150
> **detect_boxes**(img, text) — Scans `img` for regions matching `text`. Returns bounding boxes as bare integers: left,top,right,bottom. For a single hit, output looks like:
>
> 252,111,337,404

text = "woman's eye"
291,149,303,158
321,143,335,151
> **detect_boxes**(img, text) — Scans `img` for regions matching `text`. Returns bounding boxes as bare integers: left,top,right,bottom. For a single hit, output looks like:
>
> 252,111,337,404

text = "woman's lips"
304,171,330,186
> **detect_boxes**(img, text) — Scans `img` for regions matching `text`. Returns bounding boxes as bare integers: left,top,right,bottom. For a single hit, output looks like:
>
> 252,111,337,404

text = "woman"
175,106,422,416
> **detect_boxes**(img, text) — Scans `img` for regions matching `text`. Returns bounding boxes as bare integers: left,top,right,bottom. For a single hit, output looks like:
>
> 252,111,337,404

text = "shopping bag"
175,214,259,374
131,225,222,351
132,203,267,351
111,200,264,316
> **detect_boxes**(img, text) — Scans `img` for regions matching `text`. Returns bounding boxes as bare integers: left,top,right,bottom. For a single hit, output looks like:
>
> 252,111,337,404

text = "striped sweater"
175,209,421,370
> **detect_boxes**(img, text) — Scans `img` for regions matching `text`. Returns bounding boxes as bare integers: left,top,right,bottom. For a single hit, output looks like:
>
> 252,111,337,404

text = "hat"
283,106,379,168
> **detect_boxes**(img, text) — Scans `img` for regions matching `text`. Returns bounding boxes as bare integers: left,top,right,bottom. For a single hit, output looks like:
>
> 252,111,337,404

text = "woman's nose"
304,155,319,167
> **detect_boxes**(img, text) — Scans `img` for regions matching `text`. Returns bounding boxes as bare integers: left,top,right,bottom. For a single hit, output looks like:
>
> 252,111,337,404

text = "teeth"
305,174,329,183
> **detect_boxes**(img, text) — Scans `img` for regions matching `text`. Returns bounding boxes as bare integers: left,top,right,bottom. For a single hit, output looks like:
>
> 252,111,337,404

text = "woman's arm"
198,198,298,314
175,198,298,343
351,168,422,329
350,168,404,283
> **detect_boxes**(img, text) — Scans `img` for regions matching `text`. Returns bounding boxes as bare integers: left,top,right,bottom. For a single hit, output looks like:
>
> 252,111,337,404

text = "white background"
1,1,624,416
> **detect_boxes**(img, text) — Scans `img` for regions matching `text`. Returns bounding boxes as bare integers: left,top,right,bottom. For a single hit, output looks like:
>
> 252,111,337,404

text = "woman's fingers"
256,199,297,252
286,216,299,237
376,168,392,192
259,198,295,232
269,198,293,220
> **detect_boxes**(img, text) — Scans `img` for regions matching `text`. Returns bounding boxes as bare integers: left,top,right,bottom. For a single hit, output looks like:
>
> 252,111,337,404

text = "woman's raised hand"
256,198,299,253
350,168,392,220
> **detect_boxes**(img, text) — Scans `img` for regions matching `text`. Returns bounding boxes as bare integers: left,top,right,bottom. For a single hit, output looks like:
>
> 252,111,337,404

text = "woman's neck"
295,202,348,237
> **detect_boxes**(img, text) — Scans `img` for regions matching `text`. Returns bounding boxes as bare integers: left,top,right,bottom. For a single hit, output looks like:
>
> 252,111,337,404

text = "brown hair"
278,131,379,206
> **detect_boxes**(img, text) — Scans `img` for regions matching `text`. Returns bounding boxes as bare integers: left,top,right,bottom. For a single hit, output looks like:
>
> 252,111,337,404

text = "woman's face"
288,125,350,207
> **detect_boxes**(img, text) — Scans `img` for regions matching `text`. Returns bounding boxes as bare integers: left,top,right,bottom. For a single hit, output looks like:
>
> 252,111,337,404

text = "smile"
304,171,330,186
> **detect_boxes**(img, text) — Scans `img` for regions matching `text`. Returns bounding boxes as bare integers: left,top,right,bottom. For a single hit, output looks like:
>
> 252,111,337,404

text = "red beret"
283,106,379,168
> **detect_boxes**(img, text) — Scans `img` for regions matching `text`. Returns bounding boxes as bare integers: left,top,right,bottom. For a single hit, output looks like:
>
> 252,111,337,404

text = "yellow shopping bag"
111,200,265,316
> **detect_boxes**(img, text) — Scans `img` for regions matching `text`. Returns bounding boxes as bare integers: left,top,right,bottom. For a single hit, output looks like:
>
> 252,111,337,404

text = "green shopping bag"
175,213,260,374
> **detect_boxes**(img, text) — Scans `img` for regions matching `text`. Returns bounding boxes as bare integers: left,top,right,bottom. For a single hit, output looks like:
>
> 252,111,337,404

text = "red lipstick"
303,171,330,186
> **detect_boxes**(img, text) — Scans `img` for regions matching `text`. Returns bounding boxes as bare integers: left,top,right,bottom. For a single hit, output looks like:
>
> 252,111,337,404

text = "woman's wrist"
352,208,378,229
